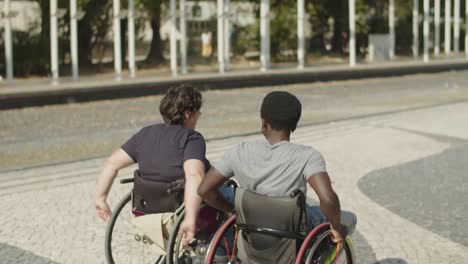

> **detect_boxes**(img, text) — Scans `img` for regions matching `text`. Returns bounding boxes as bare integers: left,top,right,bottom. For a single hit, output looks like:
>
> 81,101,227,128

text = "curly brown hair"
159,84,203,125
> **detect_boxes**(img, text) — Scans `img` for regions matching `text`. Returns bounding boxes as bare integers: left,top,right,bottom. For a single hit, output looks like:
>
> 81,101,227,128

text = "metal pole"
170,0,177,76
445,0,452,55
423,0,430,62
413,0,419,58
453,0,460,52
435,0,441,55
224,0,231,71
465,0,468,58
297,0,305,69
3,0,13,80
217,0,225,73
70,0,79,80
113,0,122,80
180,0,187,74
349,0,356,66
50,0,59,82
128,0,136,77
389,0,395,59
260,0,270,71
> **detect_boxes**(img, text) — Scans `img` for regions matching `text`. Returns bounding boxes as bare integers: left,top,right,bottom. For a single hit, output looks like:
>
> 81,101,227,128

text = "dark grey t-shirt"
214,139,326,196
122,123,210,181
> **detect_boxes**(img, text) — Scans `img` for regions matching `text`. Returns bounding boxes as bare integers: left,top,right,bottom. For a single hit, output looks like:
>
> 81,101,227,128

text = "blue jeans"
218,185,357,234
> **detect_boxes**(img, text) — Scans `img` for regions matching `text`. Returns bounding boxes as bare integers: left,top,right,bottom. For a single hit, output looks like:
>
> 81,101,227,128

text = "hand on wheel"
179,220,197,247
330,223,347,243
95,198,111,222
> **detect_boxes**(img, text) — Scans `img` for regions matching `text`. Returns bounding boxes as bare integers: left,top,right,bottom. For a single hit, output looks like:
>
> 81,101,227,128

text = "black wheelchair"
104,170,223,264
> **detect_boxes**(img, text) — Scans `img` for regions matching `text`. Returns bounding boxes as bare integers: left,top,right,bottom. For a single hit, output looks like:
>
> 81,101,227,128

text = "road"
1,71,468,263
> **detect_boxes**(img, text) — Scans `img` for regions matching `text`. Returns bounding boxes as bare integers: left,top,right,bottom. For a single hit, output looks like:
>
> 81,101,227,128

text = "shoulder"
289,143,323,159
227,139,262,154
184,129,206,145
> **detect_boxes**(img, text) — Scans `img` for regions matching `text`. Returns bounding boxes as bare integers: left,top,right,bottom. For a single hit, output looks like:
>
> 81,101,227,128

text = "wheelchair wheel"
204,215,237,264
168,205,224,264
296,223,355,264
104,191,165,264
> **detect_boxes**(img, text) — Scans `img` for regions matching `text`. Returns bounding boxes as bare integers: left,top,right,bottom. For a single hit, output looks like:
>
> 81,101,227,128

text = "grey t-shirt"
214,139,326,196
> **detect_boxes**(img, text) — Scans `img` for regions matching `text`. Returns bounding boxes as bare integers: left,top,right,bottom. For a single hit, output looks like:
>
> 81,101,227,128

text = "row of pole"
2,0,468,81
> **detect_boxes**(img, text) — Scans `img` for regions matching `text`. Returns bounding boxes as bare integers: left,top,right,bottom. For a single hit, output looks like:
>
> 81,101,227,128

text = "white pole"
217,0,225,73
224,0,231,71
389,0,395,59
413,0,419,58
180,0,187,74
423,0,430,62
465,0,468,58
70,0,79,80
453,0,460,52
170,0,177,76
128,0,136,77
260,0,270,71
113,0,122,80
445,0,452,55
3,0,13,80
50,0,59,82
349,0,356,66
435,0,441,55
297,0,305,69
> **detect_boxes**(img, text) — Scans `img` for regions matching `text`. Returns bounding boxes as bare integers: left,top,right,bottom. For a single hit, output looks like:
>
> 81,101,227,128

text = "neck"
266,130,290,145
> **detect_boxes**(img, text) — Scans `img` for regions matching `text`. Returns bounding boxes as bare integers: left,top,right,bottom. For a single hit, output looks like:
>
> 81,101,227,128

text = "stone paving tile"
1,103,468,263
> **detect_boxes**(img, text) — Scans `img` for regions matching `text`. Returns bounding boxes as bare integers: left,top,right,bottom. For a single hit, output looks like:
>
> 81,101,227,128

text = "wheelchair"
203,186,356,264
104,170,223,264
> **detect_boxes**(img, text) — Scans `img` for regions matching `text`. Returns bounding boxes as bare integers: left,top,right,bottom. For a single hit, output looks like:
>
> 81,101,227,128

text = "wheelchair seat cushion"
235,188,303,264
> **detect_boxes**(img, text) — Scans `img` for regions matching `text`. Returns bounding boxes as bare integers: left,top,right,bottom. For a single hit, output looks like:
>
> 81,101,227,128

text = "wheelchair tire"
296,223,355,264
166,207,186,264
104,191,165,264
204,215,237,264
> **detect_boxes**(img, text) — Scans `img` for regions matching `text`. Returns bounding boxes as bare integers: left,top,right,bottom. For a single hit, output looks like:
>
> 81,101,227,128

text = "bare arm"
94,148,135,221
308,171,346,241
179,159,205,245
197,167,233,214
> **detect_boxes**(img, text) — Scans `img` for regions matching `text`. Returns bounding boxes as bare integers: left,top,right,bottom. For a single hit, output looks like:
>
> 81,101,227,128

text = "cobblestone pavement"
1,101,468,263
2,70,468,171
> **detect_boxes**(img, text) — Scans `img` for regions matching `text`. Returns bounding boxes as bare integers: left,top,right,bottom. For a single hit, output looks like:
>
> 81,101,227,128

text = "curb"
1,60,467,109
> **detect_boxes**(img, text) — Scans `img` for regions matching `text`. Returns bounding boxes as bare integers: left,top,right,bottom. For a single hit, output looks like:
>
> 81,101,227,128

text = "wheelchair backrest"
234,188,307,264
132,170,185,214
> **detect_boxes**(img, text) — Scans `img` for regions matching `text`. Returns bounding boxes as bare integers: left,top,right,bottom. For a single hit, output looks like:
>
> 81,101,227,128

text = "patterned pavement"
1,102,468,263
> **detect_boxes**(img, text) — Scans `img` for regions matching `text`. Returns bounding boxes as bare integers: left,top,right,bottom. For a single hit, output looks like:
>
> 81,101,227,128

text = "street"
1,71,468,263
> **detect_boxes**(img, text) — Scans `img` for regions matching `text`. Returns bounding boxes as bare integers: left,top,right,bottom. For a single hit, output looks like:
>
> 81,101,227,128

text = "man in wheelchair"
198,91,357,263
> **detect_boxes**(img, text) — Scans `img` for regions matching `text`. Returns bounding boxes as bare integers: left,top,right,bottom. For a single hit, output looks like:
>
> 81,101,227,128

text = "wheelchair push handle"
290,189,305,199
120,178,134,184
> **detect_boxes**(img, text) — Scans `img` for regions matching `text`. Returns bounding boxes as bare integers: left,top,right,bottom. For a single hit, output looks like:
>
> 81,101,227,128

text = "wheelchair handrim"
204,215,236,263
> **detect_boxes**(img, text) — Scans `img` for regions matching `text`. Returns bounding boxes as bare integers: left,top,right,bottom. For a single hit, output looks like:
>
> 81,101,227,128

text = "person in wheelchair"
198,91,357,262
94,84,210,248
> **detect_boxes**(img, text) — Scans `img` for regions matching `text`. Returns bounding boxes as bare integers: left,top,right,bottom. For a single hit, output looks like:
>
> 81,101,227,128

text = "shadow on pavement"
0,243,59,264
373,258,408,264
358,129,468,247
350,230,378,263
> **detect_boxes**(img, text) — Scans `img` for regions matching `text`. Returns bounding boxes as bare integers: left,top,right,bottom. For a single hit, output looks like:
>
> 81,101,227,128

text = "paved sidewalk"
1,58,468,109
1,101,468,263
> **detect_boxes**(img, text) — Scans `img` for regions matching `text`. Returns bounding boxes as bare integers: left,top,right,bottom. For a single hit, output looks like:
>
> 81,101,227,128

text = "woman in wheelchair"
198,91,357,263
94,84,210,248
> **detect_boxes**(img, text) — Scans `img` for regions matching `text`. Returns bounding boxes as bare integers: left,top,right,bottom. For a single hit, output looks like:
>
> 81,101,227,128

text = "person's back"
122,123,209,181
216,138,325,196
198,91,357,262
